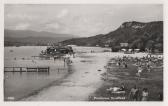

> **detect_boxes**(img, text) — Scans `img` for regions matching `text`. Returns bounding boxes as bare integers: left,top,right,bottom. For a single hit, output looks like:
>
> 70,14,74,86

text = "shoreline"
5,62,74,101
6,50,161,101
21,52,111,101
20,52,152,101
18,71,72,101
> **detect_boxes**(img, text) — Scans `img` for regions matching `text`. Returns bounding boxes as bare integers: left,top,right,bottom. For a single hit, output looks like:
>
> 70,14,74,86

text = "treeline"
61,21,163,52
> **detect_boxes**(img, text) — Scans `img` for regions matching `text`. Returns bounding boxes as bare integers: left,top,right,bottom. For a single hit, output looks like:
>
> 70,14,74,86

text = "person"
137,66,143,79
158,92,163,101
141,88,149,101
118,61,121,67
66,57,72,65
129,85,139,101
119,84,125,91
124,62,128,68
73,52,75,58
147,64,151,72
54,56,57,61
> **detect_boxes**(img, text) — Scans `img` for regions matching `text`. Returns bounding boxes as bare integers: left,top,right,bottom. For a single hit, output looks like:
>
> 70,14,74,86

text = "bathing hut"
45,45,73,56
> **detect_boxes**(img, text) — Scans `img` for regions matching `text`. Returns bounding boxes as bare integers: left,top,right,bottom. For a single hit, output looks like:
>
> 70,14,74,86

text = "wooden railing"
4,67,50,72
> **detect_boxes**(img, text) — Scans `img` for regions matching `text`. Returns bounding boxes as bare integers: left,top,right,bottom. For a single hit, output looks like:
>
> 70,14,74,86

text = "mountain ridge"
4,29,76,46
61,21,163,52
4,29,75,38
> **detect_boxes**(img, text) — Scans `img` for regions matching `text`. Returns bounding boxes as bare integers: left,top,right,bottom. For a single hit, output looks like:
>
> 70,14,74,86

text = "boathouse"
46,46,73,55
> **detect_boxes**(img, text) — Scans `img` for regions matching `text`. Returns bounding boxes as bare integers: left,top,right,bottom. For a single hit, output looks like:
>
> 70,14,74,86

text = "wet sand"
21,52,148,101
22,52,111,101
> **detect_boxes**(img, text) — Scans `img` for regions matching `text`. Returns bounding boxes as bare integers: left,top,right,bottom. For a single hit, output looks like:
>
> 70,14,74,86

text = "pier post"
20,67,22,72
64,58,66,67
48,67,50,73
58,68,59,73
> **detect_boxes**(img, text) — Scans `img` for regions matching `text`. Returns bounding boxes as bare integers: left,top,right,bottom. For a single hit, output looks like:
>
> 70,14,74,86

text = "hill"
4,29,75,46
61,21,163,52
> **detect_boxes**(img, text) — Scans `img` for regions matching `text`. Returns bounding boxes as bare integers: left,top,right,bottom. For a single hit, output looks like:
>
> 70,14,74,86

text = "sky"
4,4,163,37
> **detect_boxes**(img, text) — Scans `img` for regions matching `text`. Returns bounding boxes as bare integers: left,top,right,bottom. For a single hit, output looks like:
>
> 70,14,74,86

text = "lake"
4,46,111,101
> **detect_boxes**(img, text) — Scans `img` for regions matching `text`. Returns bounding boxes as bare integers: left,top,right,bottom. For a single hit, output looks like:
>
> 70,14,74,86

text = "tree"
145,40,155,50
154,43,163,52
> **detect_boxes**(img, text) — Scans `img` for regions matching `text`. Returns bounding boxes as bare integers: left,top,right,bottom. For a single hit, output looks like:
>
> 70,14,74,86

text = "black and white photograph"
2,0,166,103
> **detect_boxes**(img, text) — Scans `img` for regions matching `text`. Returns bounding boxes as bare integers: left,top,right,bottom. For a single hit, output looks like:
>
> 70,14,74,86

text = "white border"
0,0,168,106
3,0,165,4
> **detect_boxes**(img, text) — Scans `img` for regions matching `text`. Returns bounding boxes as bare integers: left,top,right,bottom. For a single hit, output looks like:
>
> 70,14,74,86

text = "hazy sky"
5,4,163,37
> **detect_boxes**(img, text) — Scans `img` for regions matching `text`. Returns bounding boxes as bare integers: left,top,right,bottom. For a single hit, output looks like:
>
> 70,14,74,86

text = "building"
104,44,109,47
120,43,128,47
45,46,73,55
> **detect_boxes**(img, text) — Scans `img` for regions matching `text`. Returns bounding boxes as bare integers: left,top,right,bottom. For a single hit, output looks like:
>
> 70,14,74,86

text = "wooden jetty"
31,56,51,59
4,66,50,72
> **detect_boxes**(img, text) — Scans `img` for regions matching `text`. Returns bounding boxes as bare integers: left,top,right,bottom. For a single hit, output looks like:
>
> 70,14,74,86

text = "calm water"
4,46,111,101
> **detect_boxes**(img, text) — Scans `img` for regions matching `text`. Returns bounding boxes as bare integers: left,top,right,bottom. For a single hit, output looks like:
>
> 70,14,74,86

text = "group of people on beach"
135,55,162,79
116,56,128,68
129,85,149,101
106,83,160,101
115,54,163,78
106,54,163,101
129,84,162,101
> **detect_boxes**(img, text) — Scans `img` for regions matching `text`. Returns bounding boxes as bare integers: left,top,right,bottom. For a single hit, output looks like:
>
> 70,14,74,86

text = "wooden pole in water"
20,67,22,72
64,58,66,67
58,68,59,73
47,67,49,73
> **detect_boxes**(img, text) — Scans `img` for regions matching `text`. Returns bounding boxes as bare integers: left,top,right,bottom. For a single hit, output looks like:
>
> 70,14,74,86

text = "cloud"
57,9,69,18
5,4,163,37
6,13,37,20
57,16,109,37
45,23,60,29
14,23,30,30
